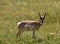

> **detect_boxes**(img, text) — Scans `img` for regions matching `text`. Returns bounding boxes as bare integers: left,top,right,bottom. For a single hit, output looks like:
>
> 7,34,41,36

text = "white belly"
25,24,34,30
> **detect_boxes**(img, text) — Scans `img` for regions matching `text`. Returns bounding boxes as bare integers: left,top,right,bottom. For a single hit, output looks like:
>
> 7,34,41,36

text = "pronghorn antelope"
17,12,46,38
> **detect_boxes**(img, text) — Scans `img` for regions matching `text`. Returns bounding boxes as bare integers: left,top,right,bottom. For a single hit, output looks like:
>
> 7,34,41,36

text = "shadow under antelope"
17,12,46,38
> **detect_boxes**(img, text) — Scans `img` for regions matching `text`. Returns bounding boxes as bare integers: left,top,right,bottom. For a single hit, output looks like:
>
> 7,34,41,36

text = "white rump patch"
17,22,21,26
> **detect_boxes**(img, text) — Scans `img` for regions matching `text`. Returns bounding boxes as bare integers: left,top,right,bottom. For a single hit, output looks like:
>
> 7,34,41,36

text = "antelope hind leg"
17,30,24,38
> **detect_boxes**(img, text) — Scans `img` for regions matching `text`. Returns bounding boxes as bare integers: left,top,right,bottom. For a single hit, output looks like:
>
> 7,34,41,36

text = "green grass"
0,0,60,44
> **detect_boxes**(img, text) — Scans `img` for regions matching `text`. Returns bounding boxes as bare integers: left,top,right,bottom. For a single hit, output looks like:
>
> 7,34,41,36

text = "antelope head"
39,12,46,25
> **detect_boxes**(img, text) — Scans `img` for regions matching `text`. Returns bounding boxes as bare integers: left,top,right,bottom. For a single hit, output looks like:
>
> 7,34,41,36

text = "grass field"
0,0,60,44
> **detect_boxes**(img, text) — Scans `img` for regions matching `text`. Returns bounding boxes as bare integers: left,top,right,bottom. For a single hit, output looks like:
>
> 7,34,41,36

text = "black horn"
44,12,46,19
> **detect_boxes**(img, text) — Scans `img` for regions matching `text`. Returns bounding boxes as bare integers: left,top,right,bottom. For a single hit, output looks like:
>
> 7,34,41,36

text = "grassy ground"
0,0,60,44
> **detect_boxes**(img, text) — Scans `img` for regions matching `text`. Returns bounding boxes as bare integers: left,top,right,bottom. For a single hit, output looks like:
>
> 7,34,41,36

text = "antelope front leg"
32,29,36,39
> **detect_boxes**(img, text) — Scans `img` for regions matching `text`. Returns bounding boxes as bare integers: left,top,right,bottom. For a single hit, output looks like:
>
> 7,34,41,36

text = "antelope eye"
40,18,44,19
